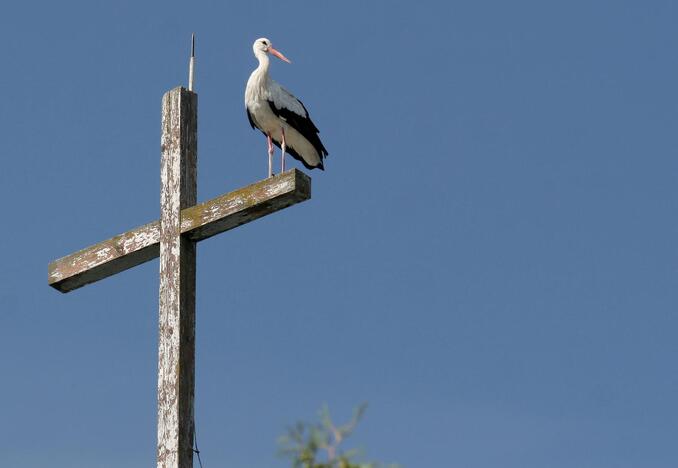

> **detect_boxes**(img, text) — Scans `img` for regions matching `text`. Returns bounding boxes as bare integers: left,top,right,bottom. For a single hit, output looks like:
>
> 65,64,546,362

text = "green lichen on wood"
48,169,311,293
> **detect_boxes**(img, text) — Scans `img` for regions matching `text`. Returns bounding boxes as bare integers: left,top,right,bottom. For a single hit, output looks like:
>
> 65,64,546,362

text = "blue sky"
1,1,677,467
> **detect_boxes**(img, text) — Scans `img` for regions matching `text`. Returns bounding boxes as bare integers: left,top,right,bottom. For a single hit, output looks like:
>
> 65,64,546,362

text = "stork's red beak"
268,46,291,63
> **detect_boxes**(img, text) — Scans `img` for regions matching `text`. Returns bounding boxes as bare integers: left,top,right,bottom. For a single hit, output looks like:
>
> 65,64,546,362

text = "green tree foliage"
278,404,398,468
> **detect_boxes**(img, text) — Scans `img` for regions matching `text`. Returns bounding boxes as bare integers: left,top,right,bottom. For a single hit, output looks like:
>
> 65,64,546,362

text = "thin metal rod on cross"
47,39,312,468
188,33,195,92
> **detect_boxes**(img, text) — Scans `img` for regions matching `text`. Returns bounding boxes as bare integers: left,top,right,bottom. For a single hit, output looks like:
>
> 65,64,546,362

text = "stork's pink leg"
267,133,274,178
281,127,287,173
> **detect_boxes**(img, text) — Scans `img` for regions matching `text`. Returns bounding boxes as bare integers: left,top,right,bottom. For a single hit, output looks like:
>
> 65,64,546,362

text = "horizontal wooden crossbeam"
48,169,311,293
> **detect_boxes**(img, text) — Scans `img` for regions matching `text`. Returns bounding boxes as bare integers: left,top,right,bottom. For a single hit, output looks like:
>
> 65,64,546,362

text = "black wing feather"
266,99,328,159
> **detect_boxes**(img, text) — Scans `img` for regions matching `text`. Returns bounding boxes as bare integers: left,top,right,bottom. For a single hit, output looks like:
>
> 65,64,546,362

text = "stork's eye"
262,41,268,46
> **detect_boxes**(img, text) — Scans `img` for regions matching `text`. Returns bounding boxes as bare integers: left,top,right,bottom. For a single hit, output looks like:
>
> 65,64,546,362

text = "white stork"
245,38,328,177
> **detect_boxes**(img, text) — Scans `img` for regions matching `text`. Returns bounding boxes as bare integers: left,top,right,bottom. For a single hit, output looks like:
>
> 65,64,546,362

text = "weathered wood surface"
48,169,311,293
158,87,196,468
47,79,315,468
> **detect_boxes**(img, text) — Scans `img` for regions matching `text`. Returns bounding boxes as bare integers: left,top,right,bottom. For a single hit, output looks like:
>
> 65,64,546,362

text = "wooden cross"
47,86,311,468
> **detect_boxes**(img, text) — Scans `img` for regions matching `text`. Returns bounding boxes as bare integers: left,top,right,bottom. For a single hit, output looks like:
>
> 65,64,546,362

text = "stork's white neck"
248,50,271,93
254,50,270,76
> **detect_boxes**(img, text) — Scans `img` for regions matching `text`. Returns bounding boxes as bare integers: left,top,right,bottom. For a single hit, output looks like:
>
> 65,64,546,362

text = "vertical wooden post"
158,87,197,468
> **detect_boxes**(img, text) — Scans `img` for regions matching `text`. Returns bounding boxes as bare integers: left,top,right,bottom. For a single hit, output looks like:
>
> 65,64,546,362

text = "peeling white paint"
158,88,197,468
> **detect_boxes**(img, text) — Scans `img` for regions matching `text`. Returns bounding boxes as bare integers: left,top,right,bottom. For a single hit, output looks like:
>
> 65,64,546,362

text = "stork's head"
252,37,291,63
